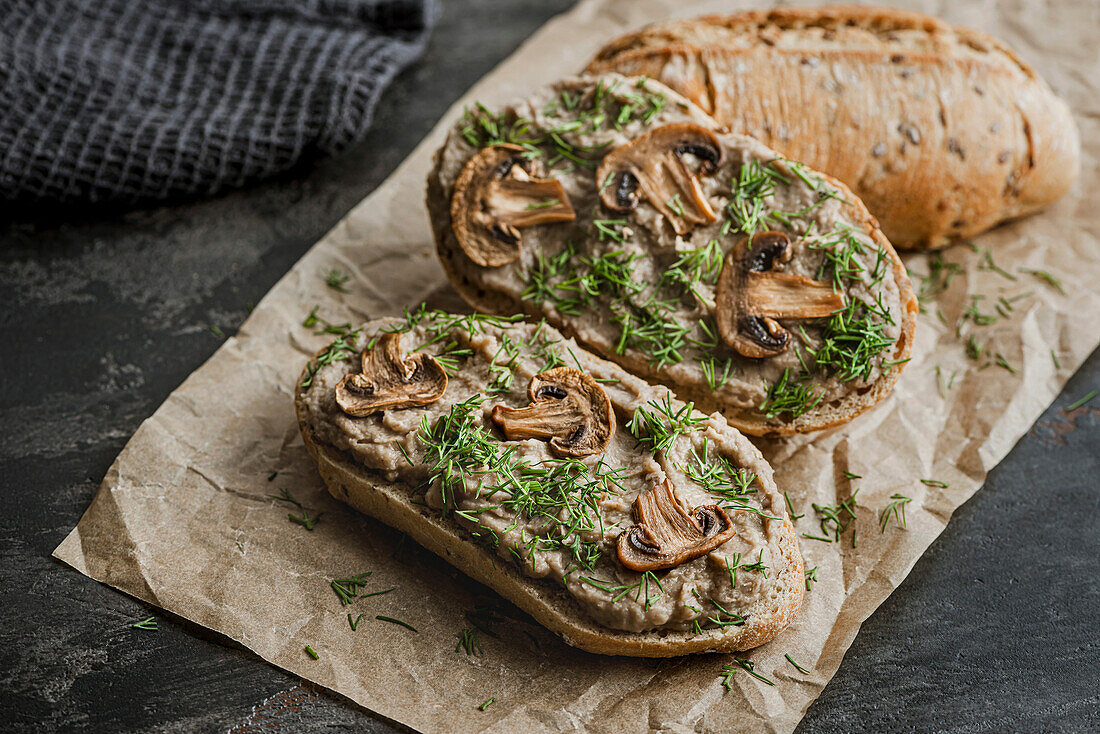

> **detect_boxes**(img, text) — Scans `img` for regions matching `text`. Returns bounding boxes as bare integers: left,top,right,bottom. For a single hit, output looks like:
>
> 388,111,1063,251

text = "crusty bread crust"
428,145,919,438
586,5,1080,251
295,352,804,657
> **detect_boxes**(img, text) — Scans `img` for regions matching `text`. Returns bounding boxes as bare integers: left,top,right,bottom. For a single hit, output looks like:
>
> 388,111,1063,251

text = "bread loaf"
586,6,1080,250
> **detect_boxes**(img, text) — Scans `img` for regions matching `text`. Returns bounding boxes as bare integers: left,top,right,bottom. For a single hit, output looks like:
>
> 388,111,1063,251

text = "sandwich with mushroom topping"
427,75,917,437
295,309,804,656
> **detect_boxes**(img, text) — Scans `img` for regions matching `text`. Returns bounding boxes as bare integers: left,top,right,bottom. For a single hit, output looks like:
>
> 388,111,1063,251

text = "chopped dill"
627,394,705,453
720,657,775,689
376,615,418,633
879,494,912,533
1067,390,1097,411
1021,268,1066,294
289,510,322,531
324,268,351,292
785,653,810,674
456,628,483,655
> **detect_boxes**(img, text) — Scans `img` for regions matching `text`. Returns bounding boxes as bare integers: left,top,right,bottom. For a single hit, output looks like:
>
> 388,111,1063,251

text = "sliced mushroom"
716,231,846,358
490,367,614,457
335,333,447,417
596,123,722,235
617,480,737,572
451,144,576,267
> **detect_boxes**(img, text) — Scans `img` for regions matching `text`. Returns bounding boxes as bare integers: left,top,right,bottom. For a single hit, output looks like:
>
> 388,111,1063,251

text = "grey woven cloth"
0,0,434,206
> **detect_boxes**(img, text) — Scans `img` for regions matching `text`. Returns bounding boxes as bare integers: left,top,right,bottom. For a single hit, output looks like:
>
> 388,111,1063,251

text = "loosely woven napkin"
0,0,434,205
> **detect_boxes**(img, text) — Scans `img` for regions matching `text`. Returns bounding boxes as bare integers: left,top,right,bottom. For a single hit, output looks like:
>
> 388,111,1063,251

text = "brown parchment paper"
54,0,1100,732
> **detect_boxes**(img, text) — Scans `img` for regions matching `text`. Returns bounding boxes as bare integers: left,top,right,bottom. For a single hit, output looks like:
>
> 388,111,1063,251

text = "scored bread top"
428,74,916,436
296,311,801,636
586,6,1081,250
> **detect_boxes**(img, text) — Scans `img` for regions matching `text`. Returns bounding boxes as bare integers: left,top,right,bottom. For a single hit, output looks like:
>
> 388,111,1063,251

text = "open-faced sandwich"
428,74,917,437
295,310,804,656
586,6,1081,251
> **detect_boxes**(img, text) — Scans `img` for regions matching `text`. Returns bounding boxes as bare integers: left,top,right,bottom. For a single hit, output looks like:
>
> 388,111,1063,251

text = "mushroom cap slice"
450,144,576,267
616,480,737,572
716,230,846,358
335,332,448,417
490,367,615,458
596,122,722,235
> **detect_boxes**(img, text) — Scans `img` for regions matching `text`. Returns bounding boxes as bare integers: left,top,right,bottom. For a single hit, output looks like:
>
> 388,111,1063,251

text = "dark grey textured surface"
1,1,1097,731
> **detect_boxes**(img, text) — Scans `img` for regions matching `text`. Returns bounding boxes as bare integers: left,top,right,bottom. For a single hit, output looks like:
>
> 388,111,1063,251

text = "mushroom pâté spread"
429,74,913,430
298,311,795,634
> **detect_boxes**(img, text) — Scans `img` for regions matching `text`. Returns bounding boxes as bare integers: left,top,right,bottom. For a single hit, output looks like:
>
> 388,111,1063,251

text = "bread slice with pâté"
427,74,917,438
295,310,804,656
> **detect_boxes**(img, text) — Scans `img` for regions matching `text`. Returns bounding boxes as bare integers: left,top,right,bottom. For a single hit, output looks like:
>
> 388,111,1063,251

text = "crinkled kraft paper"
54,1,1100,732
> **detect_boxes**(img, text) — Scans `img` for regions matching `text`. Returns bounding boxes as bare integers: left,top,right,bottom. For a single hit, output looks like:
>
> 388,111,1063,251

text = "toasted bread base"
296,391,804,657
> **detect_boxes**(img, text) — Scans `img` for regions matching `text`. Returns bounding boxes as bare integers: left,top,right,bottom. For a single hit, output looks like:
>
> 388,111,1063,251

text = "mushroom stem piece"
490,367,615,458
616,480,737,572
335,333,448,417
596,123,722,235
451,144,576,267
716,230,845,359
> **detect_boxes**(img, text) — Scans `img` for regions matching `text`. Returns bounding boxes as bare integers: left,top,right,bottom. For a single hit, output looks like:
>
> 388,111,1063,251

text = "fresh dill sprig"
456,628,483,655
720,657,775,689
1021,268,1066,294
683,439,781,520
330,573,372,605
627,394,705,454
785,653,810,674
610,296,692,368
1067,390,1097,410
804,566,819,590
289,510,323,531
726,159,787,236
920,478,949,488
879,494,912,533
348,613,363,631
806,225,880,289
740,550,769,578
914,252,963,306
209,325,224,338
658,239,724,297
760,368,824,419
579,571,664,610
479,697,498,711
971,245,1016,281
300,327,362,388
811,490,860,543
130,616,157,630
266,487,301,507
784,492,805,520
376,615,418,633
813,299,896,382
304,645,319,660
726,554,742,588
324,268,351,292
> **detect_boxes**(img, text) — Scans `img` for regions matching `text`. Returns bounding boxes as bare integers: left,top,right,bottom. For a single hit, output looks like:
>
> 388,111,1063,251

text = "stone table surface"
1,1,1097,732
